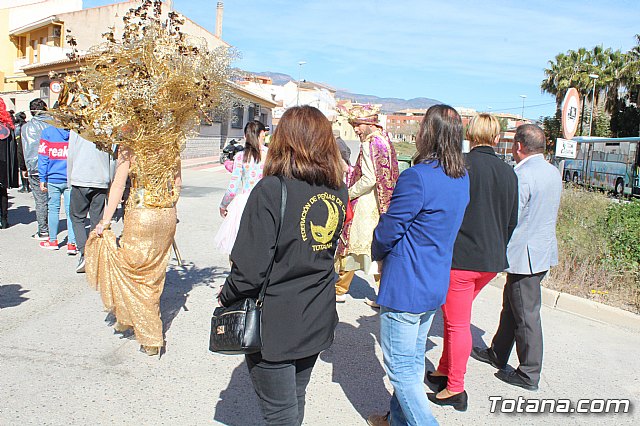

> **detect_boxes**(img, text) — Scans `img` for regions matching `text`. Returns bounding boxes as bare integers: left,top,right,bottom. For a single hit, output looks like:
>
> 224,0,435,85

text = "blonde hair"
466,114,501,147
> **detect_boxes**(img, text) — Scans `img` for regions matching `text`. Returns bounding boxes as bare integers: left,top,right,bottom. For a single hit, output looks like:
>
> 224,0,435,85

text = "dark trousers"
0,186,7,220
491,272,546,386
28,174,48,235
70,186,107,255
20,173,30,191
245,352,319,426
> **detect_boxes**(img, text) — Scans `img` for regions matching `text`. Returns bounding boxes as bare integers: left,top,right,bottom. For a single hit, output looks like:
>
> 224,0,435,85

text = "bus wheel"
564,171,571,182
572,173,579,184
614,178,624,196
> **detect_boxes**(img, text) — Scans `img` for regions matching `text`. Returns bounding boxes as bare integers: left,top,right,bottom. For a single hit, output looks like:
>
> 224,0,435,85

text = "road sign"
50,80,63,94
561,88,580,139
556,137,577,158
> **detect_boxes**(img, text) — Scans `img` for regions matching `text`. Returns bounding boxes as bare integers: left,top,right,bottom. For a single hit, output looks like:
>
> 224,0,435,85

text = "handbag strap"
256,175,287,306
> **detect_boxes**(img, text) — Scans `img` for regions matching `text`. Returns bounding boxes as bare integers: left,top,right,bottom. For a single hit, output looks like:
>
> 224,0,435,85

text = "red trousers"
437,269,496,392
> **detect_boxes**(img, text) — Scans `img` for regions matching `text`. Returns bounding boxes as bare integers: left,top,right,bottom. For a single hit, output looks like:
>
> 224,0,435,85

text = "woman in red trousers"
427,114,519,411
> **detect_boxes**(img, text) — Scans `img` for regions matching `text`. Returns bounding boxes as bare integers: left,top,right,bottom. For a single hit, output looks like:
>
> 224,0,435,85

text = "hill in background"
249,71,441,113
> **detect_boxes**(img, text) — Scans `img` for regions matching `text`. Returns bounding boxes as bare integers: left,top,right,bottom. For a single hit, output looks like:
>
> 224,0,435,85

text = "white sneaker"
336,294,347,303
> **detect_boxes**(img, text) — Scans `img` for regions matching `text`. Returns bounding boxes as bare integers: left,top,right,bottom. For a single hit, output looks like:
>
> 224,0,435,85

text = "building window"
231,106,244,129
16,36,27,58
40,81,50,99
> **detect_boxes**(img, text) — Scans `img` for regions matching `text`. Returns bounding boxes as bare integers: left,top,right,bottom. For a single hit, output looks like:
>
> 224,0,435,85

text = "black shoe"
427,390,468,412
471,347,506,369
18,187,27,193
104,312,117,326
426,371,448,391
0,217,8,229
495,369,538,391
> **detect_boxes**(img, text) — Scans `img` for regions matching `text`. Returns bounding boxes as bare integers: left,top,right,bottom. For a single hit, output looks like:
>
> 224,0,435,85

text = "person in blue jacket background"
38,125,76,254
368,105,470,426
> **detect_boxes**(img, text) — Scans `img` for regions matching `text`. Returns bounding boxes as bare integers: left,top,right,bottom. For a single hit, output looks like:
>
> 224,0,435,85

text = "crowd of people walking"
2,94,562,425
210,102,561,426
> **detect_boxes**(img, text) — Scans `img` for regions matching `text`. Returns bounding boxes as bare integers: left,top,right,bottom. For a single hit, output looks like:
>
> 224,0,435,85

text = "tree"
541,38,640,138
496,117,508,132
594,108,612,137
396,121,419,142
622,34,640,106
541,48,593,133
540,112,561,155
611,102,640,137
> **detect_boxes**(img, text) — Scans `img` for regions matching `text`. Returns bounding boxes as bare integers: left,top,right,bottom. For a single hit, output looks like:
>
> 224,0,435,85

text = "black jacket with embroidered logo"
220,175,348,362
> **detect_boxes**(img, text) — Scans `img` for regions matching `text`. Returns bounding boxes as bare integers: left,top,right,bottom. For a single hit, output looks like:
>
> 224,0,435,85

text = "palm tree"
622,34,640,105
542,37,640,135
541,52,568,109
604,49,627,114
541,48,593,133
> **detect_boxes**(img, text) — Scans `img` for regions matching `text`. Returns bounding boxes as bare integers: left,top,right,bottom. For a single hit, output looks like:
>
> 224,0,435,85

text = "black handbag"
209,176,287,355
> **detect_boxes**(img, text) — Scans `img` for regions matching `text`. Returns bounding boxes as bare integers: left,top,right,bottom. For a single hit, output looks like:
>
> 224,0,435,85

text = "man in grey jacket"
67,131,115,273
20,99,50,240
471,124,562,391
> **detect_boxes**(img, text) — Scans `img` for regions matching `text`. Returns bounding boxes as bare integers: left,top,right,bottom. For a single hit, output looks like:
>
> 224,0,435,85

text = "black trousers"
70,186,107,255
245,352,319,426
0,186,7,220
491,271,546,386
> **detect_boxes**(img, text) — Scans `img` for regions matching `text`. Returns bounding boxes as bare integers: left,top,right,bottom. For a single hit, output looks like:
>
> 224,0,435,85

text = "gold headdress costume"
54,0,234,207
57,0,236,354
336,100,382,127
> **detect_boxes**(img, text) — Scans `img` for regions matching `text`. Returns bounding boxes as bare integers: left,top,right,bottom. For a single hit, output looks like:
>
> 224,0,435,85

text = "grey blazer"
506,155,562,275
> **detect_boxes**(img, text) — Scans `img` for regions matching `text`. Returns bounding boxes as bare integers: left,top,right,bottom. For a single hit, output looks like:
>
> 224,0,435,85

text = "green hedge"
606,201,640,270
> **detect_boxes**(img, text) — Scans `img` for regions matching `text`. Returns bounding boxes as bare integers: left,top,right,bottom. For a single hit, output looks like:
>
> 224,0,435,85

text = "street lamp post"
588,74,599,137
296,61,306,106
584,73,599,189
519,94,527,120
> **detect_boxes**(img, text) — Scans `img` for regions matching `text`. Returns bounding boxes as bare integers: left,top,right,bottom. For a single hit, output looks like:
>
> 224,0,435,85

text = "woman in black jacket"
0,99,19,229
427,113,518,410
219,105,348,425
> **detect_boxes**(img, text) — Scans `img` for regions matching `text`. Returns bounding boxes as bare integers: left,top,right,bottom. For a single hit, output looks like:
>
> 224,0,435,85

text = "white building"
237,78,338,125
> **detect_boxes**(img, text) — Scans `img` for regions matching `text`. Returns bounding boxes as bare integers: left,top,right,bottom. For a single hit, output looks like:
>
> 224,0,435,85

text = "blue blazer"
372,162,469,313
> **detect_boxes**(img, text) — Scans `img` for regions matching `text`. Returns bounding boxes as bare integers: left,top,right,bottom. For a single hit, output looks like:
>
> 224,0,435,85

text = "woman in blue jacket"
369,105,469,426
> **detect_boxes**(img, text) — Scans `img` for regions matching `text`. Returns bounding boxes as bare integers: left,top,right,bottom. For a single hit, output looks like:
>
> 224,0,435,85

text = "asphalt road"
0,164,639,425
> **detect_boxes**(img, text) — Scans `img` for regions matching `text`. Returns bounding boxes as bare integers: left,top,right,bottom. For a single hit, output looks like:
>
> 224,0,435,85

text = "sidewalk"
0,166,638,425
182,155,225,171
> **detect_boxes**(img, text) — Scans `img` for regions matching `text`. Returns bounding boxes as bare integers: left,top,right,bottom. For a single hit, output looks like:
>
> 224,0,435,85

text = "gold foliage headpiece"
336,100,381,126
53,0,236,156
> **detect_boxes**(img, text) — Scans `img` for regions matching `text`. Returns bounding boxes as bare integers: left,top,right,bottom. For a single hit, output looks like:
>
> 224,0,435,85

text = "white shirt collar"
514,153,544,170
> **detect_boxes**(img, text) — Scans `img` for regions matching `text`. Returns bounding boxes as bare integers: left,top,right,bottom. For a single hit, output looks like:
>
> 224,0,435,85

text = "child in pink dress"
214,121,268,254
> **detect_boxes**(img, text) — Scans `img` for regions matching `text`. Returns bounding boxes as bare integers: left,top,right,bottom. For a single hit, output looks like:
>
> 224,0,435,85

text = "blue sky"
84,0,640,118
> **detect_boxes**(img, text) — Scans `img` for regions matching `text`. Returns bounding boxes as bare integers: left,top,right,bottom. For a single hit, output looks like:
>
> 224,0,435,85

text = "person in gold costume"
87,146,181,356
51,1,234,356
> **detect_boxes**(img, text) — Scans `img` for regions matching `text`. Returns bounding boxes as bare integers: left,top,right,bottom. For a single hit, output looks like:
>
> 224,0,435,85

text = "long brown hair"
415,105,466,178
243,120,266,164
264,106,343,189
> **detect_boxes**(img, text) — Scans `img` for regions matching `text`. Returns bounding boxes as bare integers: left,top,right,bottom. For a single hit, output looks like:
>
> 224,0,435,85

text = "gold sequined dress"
85,160,179,349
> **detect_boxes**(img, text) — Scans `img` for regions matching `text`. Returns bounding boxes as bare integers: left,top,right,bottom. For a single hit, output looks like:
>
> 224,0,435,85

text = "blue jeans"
47,182,75,244
380,307,439,426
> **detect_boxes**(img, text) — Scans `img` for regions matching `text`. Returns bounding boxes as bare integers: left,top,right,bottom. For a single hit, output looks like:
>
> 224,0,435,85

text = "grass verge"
548,186,639,314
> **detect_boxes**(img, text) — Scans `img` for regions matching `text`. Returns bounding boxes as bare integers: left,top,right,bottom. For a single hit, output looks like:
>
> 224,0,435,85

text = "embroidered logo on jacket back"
300,192,345,252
